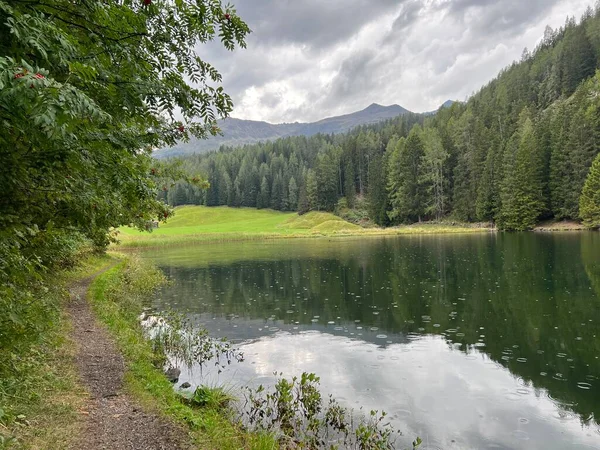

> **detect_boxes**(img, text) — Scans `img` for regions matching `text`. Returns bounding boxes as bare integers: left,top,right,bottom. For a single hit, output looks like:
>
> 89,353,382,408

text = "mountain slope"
155,103,410,158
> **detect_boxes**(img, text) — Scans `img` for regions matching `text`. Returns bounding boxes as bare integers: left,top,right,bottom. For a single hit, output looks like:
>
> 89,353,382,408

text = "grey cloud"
324,50,380,108
195,0,589,123
444,0,564,36
232,0,400,50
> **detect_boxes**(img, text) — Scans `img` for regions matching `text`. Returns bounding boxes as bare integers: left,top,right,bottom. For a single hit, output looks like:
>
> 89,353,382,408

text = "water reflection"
141,233,600,449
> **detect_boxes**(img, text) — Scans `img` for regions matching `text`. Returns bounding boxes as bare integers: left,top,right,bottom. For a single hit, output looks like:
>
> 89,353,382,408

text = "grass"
88,257,277,450
115,205,490,248
0,254,115,450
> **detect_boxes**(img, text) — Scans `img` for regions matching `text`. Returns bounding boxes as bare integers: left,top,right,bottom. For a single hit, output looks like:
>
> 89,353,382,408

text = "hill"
155,103,411,158
117,206,361,245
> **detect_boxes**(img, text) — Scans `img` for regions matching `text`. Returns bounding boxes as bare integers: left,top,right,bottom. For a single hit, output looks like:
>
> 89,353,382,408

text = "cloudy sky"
203,0,593,124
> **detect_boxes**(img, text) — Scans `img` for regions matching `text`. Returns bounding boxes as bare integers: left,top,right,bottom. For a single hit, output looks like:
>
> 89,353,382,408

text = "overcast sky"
202,0,593,124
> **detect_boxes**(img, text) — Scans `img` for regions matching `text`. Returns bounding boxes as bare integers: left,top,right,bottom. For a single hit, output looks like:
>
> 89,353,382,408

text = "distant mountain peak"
364,102,384,110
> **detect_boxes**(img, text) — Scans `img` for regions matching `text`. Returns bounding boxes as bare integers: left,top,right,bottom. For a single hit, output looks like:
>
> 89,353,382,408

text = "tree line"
163,7,600,230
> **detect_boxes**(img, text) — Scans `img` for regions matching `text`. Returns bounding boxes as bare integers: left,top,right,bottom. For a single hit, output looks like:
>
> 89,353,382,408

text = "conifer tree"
498,114,544,230
387,127,426,223
580,153,600,228
288,177,299,211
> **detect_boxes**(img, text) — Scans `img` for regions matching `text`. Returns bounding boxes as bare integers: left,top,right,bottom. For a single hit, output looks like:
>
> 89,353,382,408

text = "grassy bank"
88,256,276,449
115,205,490,248
0,254,114,449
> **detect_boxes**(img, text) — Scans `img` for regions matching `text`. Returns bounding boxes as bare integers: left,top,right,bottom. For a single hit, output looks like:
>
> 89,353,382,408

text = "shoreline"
114,224,494,248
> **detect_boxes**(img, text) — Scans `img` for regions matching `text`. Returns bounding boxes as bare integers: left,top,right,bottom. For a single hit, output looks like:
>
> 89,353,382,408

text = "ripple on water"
392,409,412,419
376,334,388,339
516,357,527,363
419,444,444,450
504,392,522,402
327,321,335,324
511,430,530,441
552,373,567,382
516,388,530,396
577,382,593,390
553,410,578,422
268,327,279,332
407,333,421,340
370,327,379,331
518,417,530,424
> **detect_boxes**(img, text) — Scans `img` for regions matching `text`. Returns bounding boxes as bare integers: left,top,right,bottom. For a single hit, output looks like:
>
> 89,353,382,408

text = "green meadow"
115,206,488,248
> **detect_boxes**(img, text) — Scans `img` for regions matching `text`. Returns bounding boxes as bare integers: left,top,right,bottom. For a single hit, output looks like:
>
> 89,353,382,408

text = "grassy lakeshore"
88,257,277,449
115,205,491,248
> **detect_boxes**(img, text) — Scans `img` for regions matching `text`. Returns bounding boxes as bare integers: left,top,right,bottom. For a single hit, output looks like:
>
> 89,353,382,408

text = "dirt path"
67,268,191,450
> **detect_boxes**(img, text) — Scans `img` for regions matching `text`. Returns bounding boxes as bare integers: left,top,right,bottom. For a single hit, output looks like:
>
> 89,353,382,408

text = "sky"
202,0,594,124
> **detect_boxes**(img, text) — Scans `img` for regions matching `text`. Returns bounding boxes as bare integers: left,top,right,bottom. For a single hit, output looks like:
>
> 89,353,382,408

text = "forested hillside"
155,103,411,157
162,8,600,230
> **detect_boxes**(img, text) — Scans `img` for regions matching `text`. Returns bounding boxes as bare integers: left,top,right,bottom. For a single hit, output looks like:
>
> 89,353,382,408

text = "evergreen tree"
387,127,426,223
316,146,340,211
422,127,448,220
580,153,600,228
367,152,388,225
258,176,270,209
344,160,356,208
305,169,318,211
498,114,544,230
476,144,501,222
288,177,299,211
270,174,284,210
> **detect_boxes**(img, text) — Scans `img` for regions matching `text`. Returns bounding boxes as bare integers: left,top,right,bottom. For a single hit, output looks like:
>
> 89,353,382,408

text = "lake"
141,232,600,449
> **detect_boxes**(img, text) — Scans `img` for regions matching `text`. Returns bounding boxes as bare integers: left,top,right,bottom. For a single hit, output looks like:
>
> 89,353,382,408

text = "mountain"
154,103,410,158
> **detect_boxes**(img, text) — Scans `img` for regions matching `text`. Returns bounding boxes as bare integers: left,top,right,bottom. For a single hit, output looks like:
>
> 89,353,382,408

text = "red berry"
14,73,24,79
143,0,151,5
163,212,168,218
34,73,44,79
224,13,231,20
150,168,157,175
178,125,185,132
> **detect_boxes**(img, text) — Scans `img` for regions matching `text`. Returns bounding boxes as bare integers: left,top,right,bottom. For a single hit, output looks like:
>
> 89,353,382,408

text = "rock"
164,367,181,383
180,382,191,389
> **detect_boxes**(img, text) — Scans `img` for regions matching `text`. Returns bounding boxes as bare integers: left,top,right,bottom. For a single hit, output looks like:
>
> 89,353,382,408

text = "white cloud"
206,0,594,123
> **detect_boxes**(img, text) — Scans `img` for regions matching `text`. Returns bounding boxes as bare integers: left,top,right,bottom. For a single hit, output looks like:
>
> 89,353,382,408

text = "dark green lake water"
142,232,600,449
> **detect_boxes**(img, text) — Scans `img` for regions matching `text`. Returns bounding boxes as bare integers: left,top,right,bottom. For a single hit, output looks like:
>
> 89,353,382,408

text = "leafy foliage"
0,0,248,434
145,311,244,372
244,372,400,449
